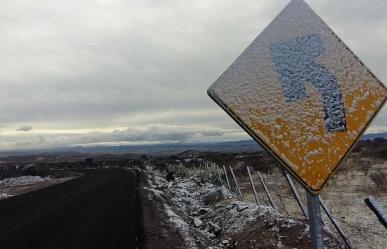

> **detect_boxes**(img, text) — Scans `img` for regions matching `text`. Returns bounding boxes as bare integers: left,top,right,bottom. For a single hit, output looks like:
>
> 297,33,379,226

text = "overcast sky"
0,0,386,151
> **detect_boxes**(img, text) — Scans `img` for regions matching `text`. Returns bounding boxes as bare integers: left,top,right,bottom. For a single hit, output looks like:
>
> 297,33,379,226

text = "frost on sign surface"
207,0,387,193
271,34,346,132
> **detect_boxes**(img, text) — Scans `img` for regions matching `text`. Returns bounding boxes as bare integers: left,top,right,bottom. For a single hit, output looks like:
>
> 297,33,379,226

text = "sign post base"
307,193,324,249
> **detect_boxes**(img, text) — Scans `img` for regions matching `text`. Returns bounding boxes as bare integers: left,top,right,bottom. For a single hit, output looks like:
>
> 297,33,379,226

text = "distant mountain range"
362,132,387,140
67,140,263,155
0,132,385,159
0,139,262,159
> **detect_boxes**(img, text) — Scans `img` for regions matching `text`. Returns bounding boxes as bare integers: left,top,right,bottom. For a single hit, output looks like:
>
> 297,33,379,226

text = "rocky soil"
137,167,345,249
238,157,387,249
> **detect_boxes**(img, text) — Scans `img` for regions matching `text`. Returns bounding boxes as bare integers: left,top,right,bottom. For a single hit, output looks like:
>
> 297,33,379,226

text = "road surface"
0,169,137,249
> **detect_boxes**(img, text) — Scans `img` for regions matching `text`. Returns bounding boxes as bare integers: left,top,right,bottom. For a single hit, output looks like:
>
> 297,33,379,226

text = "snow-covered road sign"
207,0,387,194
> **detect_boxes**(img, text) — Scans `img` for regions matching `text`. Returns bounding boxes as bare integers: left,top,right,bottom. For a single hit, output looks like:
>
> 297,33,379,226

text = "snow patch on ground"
0,176,52,187
0,175,75,201
142,168,344,249
0,193,13,199
222,201,298,234
164,203,199,249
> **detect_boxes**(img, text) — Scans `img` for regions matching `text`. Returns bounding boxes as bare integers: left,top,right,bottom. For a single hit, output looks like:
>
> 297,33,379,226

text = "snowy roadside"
0,176,53,187
142,167,345,249
0,175,79,200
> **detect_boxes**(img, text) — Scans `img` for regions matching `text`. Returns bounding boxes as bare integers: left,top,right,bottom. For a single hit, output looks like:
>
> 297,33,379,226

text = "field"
237,155,387,249
0,138,386,249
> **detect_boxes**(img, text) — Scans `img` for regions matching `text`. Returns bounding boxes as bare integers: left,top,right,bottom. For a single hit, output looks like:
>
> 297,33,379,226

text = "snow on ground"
164,203,199,249
0,176,52,187
0,193,13,199
0,175,76,200
144,167,344,249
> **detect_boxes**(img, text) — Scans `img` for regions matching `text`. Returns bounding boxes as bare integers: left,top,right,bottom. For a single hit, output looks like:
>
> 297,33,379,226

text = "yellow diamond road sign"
208,0,387,194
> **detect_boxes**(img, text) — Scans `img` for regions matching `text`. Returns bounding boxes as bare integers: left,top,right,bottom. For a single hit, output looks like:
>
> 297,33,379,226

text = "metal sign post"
222,165,232,191
229,166,243,201
257,171,276,209
247,166,259,205
284,170,308,219
319,197,353,249
307,193,324,249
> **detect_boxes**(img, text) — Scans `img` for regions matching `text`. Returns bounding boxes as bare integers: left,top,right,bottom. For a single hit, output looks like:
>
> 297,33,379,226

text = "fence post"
257,171,276,209
364,196,387,229
319,197,353,249
284,170,308,218
222,165,232,191
215,164,222,184
229,166,243,201
247,166,259,205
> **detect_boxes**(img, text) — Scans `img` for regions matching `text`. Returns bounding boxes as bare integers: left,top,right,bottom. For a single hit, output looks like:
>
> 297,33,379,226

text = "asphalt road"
0,169,137,249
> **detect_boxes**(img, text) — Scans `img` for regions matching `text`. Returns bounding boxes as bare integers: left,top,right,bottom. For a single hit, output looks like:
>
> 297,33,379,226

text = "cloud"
16,126,32,132
0,0,385,150
110,124,233,142
0,124,246,151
